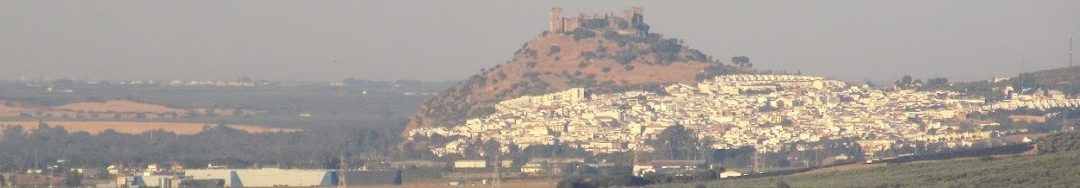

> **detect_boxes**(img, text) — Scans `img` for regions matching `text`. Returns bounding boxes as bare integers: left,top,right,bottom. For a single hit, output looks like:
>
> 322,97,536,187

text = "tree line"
0,122,400,172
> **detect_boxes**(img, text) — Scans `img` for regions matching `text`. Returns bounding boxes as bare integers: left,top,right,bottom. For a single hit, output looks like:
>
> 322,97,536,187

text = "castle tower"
628,6,644,25
617,6,648,35
549,7,565,33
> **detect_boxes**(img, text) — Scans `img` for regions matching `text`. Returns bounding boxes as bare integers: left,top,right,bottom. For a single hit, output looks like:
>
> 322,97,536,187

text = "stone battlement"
548,7,649,36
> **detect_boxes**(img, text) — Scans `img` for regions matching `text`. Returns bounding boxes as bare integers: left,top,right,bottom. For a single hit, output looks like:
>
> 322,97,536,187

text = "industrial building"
118,168,400,187
185,168,335,187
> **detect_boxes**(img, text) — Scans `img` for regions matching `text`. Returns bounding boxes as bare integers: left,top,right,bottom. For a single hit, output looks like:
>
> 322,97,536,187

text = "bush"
580,51,598,60
64,172,83,187
578,61,590,68
614,50,637,65
649,39,683,64
775,180,791,188
571,29,597,40
549,46,562,56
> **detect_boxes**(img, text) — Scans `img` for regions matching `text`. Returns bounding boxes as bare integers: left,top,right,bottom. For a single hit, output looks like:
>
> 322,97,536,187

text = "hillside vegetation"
663,131,1080,188
408,31,743,130
950,66,1080,100
1036,129,1080,153
679,152,1080,188
0,123,398,172
1012,66,1080,94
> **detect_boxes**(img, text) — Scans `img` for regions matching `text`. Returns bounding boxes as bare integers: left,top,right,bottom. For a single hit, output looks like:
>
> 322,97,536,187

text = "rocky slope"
406,30,743,132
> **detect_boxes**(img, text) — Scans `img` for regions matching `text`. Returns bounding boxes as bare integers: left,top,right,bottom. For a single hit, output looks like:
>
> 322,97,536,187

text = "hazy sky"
2,1,1079,83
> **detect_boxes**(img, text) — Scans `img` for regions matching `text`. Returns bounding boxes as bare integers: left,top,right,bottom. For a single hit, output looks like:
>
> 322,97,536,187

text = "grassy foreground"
668,152,1080,188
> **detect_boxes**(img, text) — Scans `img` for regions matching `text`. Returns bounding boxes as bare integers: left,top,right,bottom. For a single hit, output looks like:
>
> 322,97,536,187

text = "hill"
0,120,296,135
950,66,1080,100
1014,66,1080,90
671,151,1080,188
407,7,742,131
656,131,1080,188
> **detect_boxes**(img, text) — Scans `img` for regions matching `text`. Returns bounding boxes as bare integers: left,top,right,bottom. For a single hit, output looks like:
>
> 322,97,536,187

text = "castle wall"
547,7,646,35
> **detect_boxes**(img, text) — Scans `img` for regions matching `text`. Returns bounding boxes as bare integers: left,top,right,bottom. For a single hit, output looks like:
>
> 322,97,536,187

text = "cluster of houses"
977,88,1080,111
448,158,744,179
409,74,1033,160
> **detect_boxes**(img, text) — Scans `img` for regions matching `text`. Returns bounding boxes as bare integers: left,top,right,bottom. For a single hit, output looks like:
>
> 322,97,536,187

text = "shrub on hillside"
1037,131,1080,154
548,46,562,56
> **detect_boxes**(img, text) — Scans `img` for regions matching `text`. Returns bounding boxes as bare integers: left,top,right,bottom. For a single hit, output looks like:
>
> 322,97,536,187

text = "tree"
549,46,562,56
1013,73,1040,92
648,125,700,160
324,156,342,170
0,121,403,174
732,56,752,68
482,139,501,162
571,29,597,40
64,171,82,187
690,169,716,181
650,39,683,64
643,173,672,184
894,75,926,89
894,75,913,88
927,77,949,88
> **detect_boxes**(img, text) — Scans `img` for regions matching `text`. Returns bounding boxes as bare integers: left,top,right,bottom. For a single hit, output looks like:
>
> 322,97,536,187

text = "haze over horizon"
2,0,1078,83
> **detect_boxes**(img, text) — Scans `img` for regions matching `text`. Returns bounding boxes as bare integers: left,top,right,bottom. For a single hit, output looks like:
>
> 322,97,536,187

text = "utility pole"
492,151,500,188
632,136,640,176
338,153,347,188
1067,34,1075,132
752,147,761,173
1063,113,1071,132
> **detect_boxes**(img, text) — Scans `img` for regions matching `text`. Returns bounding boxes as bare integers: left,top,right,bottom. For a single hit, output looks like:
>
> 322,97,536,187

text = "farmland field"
0,81,451,129
664,151,1080,188
54,100,185,114
0,120,298,135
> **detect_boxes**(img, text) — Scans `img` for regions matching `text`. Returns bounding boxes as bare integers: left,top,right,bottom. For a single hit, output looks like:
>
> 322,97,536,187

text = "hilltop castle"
548,7,649,36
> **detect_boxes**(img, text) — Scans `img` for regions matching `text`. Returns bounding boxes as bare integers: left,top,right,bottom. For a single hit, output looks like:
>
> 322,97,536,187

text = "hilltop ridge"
407,7,742,131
